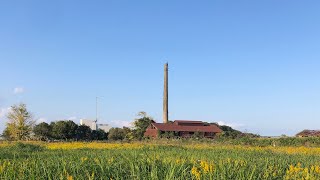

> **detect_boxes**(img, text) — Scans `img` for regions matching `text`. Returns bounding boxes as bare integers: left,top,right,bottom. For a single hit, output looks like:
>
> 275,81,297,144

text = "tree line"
1,103,257,141
1,103,154,141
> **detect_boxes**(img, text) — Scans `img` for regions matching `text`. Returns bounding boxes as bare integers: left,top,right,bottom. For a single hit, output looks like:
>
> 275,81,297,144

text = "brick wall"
144,129,158,138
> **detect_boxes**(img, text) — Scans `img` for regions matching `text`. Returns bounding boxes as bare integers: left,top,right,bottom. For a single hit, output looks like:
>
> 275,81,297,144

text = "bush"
10,142,45,152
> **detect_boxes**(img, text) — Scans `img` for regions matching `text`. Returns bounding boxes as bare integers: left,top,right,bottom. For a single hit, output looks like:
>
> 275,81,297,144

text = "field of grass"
1,141,320,179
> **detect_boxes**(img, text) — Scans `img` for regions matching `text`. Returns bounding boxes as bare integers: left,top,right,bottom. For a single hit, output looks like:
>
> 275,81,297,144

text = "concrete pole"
163,63,169,123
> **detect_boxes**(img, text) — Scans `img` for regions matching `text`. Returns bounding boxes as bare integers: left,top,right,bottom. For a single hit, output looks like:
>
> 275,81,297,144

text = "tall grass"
1,142,320,179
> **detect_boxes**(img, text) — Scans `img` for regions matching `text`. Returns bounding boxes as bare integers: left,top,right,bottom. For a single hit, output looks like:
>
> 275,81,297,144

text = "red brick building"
144,120,222,138
296,130,320,137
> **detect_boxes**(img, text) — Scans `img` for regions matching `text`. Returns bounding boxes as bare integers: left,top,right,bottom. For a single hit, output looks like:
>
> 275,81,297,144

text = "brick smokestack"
163,63,169,123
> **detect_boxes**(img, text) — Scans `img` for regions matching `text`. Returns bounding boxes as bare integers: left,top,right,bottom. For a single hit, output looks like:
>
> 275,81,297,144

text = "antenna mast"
95,97,98,123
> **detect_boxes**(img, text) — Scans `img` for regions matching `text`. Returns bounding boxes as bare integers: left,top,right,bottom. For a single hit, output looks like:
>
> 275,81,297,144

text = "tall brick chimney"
163,63,168,123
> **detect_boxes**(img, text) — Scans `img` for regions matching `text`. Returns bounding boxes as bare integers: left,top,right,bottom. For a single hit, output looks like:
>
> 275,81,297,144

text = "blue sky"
1,1,320,136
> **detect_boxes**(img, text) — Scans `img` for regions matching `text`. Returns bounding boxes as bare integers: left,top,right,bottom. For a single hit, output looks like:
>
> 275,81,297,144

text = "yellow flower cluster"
67,174,73,180
191,160,215,179
200,160,214,173
184,144,320,156
191,166,201,180
2,141,320,156
310,165,320,174
47,142,150,150
285,163,320,180
175,158,187,164
81,157,88,163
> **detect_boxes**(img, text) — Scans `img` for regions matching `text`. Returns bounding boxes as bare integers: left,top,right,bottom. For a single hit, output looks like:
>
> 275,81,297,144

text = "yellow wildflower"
191,166,201,180
67,174,73,180
81,157,88,163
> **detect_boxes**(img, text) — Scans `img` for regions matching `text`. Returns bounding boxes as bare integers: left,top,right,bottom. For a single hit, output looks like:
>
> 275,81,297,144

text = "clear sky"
1,1,320,136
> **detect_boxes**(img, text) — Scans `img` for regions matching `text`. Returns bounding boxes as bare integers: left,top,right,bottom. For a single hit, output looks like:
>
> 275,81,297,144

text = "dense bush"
31,121,108,141
10,142,45,153
213,137,320,147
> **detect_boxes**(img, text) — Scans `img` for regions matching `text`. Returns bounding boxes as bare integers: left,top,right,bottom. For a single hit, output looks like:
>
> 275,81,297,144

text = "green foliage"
91,129,108,141
108,128,126,141
191,131,203,139
1,143,320,179
33,122,51,140
5,103,35,140
10,142,45,153
75,125,92,140
213,123,260,139
123,127,134,141
218,125,242,139
32,121,108,141
1,127,13,141
51,120,78,140
211,137,320,147
133,111,154,140
158,131,181,139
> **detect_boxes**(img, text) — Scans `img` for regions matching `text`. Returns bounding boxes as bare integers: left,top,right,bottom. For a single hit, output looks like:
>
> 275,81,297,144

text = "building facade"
80,119,97,130
144,120,222,138
80,119,112,133
98,124,112,133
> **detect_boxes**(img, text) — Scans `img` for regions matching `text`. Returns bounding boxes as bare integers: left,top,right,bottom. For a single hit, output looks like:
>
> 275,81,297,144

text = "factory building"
80,119,112,133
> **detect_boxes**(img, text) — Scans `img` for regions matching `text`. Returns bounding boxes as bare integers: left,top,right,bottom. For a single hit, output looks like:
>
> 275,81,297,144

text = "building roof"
296,130,320,137
151,120,222,133
173,120,204,125
174,120,204,123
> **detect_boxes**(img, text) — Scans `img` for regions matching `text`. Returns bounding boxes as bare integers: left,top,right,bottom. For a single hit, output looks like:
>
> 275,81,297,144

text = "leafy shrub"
10,142,45,152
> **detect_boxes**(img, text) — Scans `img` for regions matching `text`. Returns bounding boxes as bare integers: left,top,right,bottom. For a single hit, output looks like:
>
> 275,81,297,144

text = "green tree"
133,111,154,140
33,122,52,140
192,131,203,139
51,120,78,140
92,129,108,140
75,125,92,140
5,103,35,140
108,128,125,141
1,127,12,140
123,126,134,141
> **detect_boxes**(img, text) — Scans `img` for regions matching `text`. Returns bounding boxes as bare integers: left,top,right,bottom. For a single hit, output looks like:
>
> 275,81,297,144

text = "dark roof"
174,120,204,123
296,130,320,136
173,120,205,126
151,122,222,133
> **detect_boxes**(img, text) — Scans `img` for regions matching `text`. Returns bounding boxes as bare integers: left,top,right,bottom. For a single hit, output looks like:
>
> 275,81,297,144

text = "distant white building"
98,124,112,133
80,119,112,132
80,119,97,130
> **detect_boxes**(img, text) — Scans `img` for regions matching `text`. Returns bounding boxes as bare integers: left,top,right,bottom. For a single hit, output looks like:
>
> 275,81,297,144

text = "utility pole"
95,97,98,123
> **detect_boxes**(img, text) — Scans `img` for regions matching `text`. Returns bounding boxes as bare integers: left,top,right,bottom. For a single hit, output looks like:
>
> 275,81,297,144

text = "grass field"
1,141,320,180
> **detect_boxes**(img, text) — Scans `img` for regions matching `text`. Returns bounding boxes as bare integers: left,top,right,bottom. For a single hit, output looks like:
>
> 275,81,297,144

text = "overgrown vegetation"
3,103,35,140
1,103,316,148
1,142,320,179
1,106,155,141
31,121,108,141
9,142,45,153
